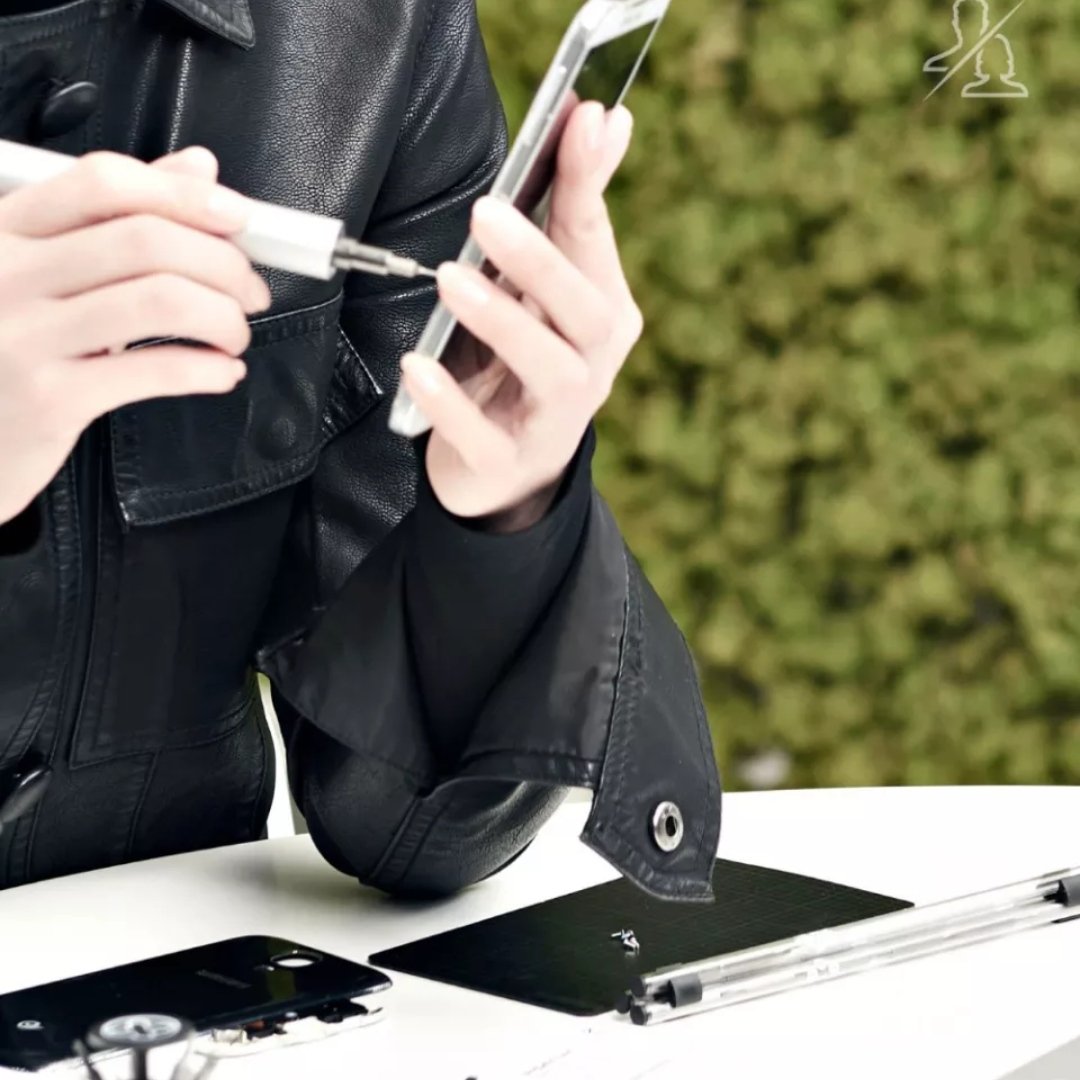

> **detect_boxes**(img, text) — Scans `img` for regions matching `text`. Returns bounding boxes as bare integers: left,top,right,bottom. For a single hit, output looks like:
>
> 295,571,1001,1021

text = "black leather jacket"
0,0,721,899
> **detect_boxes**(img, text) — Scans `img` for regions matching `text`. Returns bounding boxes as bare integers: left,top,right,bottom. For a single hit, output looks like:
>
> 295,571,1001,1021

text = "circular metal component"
650,801,684,853
91,1014,187,1049
270,948,323,970
16,1020,42,1032
36,81,100,139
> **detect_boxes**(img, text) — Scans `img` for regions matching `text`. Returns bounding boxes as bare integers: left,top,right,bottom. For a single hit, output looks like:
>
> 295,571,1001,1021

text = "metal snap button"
651,800,684,853
35,81,100,140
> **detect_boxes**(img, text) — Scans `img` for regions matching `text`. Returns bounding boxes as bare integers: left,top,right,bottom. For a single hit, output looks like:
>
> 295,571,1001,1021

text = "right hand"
0,146,271,527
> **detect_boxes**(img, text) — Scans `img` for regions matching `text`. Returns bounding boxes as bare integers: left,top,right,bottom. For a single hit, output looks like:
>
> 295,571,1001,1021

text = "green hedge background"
476,0,1080,789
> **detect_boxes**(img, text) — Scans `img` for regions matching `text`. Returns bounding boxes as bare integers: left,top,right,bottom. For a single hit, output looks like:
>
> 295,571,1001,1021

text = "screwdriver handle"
0,139,344,280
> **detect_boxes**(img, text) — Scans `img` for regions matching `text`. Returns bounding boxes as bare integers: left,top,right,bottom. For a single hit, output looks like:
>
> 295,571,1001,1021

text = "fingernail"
402,353,442,396
231,360,248,383
177,146,218,178
610,106,634,146
207,186,251,230
438,262,491,306
246,275,271,312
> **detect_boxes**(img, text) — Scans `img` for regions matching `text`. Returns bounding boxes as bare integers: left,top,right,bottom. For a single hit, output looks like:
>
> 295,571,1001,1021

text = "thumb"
150,145,220,181
555,102,633,199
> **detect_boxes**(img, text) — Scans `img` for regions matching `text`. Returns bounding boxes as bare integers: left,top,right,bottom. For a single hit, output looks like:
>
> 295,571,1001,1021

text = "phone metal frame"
388,0,670,437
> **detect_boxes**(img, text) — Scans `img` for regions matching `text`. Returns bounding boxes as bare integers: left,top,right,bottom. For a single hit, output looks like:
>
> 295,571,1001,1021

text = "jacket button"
35,81,100,140
651,800,684,853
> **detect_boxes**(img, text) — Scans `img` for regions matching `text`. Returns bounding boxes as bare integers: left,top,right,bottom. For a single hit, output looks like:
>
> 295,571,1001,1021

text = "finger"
436,262,590,404
151,145,220,181
547,102,634,296
400,352,517,473
43,274,252,357
468,198,612,353
67,346,246,420
35,214,270,311
0,150,251,238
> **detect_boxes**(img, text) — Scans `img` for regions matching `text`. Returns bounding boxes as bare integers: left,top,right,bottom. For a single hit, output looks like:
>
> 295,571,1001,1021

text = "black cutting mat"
371,859,911,1016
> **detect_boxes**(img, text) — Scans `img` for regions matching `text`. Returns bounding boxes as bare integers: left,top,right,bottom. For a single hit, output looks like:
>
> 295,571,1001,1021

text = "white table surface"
2,786,1079,1079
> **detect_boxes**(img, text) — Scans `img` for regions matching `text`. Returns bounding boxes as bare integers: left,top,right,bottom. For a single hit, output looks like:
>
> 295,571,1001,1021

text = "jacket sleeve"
256,0,721,902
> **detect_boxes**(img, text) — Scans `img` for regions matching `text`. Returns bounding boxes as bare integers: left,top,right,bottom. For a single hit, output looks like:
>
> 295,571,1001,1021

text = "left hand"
399,101,644,532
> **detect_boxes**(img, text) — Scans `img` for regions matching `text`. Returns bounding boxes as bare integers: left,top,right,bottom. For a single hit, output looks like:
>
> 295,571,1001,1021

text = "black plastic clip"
1054,873,1080,910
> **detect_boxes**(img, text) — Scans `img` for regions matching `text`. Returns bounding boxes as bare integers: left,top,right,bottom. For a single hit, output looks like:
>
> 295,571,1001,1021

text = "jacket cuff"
441,494,722,901
264,473,720,901
411,424,595,547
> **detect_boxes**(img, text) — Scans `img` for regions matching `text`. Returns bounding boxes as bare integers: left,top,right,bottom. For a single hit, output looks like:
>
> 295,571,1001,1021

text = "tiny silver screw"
610,929,641,954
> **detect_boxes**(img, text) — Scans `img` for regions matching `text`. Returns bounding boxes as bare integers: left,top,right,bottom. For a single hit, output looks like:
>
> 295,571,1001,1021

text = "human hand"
0,147,269,527
398,102,643,532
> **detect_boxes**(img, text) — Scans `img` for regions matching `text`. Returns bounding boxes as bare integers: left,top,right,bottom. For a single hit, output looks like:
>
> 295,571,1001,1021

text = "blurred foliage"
476,0,1080,788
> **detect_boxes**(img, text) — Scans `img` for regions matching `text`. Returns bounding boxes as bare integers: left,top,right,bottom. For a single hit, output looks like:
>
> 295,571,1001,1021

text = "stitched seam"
368,797,426,882
126,298,342,354
387,797,448,886
247,314,337,350
125,753,158,857
682,633,716,855
86,1,107,154
68,479,119,769
337,328,382,397
413,0,441,105
1,4,100,46
609,546,637,818
587,826,710,900
592,541,631,797
255,293,342,325
459,748,603,767
123,450,318,501
252,293,343,327
320,331,382,445
14,464,85,884
113,296,344,516
72,681,257,768
172,0,248,41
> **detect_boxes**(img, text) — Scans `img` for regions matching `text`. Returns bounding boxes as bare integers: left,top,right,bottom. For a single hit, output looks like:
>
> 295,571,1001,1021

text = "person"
924,0,990,73
0,0,720,900
962,33,1029,98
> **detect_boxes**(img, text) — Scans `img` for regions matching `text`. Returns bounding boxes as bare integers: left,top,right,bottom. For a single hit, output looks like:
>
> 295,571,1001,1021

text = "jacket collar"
155,0,255,49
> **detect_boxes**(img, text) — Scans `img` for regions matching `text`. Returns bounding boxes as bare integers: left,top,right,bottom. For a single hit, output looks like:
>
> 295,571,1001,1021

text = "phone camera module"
269,949,323,970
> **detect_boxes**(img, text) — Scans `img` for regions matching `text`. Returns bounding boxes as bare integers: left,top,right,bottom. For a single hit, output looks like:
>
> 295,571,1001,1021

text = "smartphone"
388,0,670,437
0,935,391,1071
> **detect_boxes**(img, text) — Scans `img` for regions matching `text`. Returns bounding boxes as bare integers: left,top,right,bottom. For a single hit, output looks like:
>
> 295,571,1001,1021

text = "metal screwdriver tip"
333,236,436,280
383,253,437,279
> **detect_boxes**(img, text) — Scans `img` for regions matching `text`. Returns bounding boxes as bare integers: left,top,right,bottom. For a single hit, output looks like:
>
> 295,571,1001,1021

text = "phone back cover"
371,859,911,1015
0,935,390,1071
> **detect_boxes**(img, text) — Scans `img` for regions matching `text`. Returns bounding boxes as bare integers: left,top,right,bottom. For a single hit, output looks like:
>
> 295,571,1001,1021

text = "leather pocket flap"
109,294,382,527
